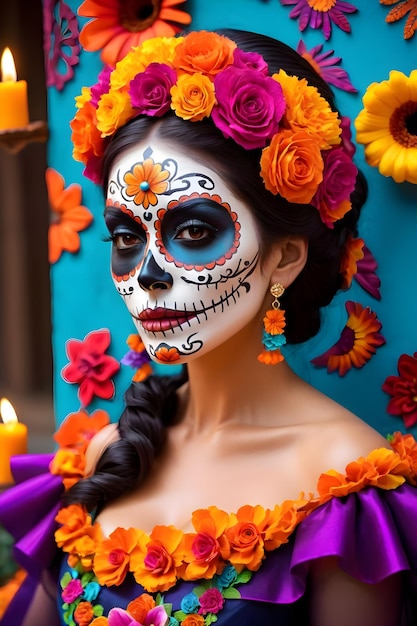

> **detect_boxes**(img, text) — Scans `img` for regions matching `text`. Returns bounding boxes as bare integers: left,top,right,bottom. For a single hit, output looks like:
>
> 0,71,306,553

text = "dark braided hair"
66,29,367,512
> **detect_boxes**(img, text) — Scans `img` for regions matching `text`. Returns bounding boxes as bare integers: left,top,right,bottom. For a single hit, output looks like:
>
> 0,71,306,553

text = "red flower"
62,329,120,407
383,352,417,428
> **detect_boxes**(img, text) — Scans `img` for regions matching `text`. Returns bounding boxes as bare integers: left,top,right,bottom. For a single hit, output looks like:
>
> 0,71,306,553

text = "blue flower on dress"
217,565,238,590
180,592,200,614
83,581,101,602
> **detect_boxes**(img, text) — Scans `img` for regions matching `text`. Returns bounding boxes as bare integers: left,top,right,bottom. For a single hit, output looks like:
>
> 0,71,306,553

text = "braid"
65,369,187,511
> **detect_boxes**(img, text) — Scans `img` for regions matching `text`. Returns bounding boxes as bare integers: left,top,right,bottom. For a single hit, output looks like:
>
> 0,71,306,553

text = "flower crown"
70,30,358,229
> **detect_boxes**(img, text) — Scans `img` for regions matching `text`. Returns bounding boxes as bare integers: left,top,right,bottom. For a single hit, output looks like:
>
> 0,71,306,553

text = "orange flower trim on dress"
54,433,417,593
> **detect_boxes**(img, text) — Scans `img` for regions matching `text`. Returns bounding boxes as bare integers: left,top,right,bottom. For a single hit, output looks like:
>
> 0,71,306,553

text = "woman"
3,28,417,626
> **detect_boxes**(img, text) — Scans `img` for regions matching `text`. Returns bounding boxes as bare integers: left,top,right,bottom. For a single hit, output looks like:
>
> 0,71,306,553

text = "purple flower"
198,588,224,616
312,146,357,227
61,578,83,603
232,48,269,75
296,40,357,93
121,349,150,369
90,65,112,107
281,0,358,41
212,67,285,150
130,63,176,117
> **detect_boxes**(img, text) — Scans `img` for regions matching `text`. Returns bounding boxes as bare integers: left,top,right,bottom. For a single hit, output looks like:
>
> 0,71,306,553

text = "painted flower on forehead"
355,70,417,184
173,30,236,77
280,0,358,41
311,301,386,376
296,40,357,93
212,67,286,150
123,155,170,208
130,63,176,116
78,0,192,66
171,73,216,121
383,352,417,429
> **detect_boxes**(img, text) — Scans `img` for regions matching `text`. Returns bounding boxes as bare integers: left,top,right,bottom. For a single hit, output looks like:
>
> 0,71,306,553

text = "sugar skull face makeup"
105,139,271,364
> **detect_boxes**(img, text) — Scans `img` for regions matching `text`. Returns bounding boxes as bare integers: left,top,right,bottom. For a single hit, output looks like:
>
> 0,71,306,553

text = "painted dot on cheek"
140,181,150,191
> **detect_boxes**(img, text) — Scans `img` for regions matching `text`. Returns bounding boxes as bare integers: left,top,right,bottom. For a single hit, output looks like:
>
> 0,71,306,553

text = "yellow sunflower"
78,0,192,67
355,70,417,184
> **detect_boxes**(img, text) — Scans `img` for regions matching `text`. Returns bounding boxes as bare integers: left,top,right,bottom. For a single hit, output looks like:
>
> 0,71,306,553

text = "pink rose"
198,588,224,615
61,578,83,603
192,532,219,562
232,48,268,74
212,67,285,149
129,63,176,117
312,146,357,217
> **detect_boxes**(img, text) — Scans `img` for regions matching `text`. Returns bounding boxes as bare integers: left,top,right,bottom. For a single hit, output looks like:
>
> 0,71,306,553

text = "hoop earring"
257,283,286,365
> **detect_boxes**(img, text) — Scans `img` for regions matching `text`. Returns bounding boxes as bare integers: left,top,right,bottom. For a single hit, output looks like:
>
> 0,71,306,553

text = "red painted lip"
137,307,197,332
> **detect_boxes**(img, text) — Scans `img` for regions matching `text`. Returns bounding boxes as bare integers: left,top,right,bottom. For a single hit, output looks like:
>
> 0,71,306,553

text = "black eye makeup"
104,205,148,276
157,198,240,268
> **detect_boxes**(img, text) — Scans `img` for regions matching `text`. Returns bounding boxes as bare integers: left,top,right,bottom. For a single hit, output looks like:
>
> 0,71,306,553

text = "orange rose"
260,129,324,204
89,619,108,626
263,501,303,551
96,91,134,137
225,505,267,572
74,601,94,626
127,593,155,623
94,527,144,586
182,616,205,626
173,31,236,78
171,73,216,121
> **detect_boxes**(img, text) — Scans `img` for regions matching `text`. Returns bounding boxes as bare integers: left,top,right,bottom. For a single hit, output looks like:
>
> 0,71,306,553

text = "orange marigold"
55,504,99,553
263,309,286,335
130,525,184,592
390,432,417,485
257,350,284,365
182,616,205,626
94,527,145,587
182,506,230,580
263,500,305,551
225,505,267,572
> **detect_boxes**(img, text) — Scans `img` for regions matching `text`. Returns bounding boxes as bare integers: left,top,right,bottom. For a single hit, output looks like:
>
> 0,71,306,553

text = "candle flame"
0,398,18,424
1,48,17,83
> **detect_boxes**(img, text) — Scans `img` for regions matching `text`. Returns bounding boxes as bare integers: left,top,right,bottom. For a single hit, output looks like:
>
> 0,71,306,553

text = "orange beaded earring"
257,283,286,365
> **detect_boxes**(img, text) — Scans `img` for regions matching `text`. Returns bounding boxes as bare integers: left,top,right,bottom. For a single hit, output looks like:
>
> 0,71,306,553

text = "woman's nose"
138,251,173,291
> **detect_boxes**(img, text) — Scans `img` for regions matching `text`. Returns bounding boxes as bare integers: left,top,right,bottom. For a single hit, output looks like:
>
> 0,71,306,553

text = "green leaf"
60,572,72,588
93,605,104,617
155,592,164,605
223,587,241,599
205,614,218,625
236,570,252,584
81,571,93,586
164,602,173,616
193,580,211,597
173,610,187,621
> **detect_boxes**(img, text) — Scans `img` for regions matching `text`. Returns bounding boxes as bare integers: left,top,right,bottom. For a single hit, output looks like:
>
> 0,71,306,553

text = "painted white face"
105,139,270,364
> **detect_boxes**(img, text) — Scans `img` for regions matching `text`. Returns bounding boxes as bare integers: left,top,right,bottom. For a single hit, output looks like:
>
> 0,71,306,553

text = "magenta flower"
312,146,358,228
107,605,169,626
61,328,120,407
296,40,357,93
130,63,177,117
192,532,219,561
198,588,224,615
43,0,80,90
232,48,269,74
212,67,285,150
90,65,112,107
280,0,358,41
61,578,83,603
383,353,417,429
355,245,381,300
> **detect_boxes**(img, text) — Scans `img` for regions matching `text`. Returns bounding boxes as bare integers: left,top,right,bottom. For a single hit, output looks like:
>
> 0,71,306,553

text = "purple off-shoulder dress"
1,453,417,625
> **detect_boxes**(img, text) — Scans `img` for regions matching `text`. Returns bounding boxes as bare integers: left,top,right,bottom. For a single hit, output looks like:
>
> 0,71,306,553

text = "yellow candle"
0,48,29,131
0,398,28,485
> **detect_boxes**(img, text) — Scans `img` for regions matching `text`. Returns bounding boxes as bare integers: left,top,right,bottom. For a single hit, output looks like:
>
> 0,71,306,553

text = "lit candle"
0,48,29,131
0,398,28,485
